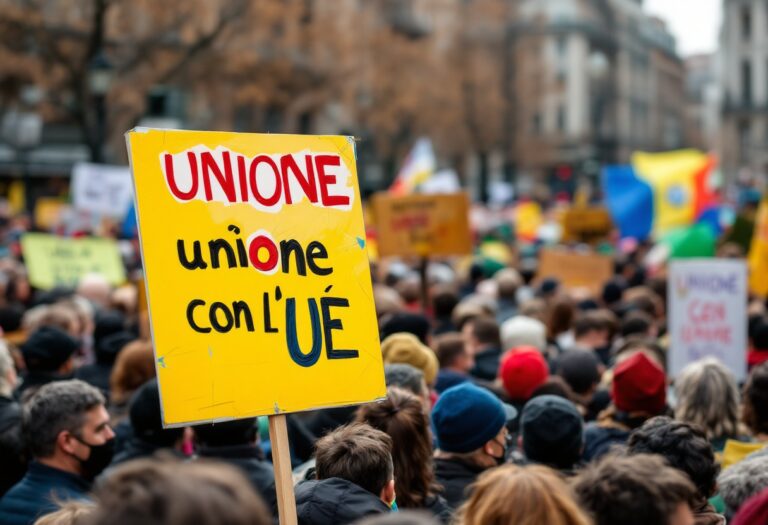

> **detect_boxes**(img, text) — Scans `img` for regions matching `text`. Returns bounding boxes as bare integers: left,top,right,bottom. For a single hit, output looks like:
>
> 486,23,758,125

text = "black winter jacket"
295,477,390,525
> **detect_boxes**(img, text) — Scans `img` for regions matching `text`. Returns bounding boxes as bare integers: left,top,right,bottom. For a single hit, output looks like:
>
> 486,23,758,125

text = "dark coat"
582,423,630,462
295,477,390,525
434,457,487,510
0,396,26,497
74,363,112,398
470,346,502,382
0,462,91,525
196,444,277,511
435,370,469,394
421,493,453,523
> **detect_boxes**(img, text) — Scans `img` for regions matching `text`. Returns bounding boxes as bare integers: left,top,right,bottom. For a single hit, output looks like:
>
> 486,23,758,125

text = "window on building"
742,60,753,105
532,112,542,135
742,6,751,41
557,105,566,133
738,120,751,161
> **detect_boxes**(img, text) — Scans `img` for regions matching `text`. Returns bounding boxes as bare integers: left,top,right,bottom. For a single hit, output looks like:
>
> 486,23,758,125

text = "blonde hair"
674,357,740,440
33,501,94,525
456,464,593,525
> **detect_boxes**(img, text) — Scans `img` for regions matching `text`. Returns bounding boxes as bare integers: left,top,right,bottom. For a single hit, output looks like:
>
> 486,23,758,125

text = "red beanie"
612,352,666,414
499,346,549,401
732,487,768,525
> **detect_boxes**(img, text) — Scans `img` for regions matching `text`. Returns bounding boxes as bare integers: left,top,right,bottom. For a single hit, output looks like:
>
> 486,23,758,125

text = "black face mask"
74,437,115,480
489,438,508,466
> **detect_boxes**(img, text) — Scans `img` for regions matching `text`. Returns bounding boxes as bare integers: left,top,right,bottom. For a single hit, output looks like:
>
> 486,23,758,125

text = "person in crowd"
356,388,450,521
497,346,549,409
295,424,395,524
381,333,438,389
718,455,768,519
384,364,430,408
431,383,517,509
76,274,112,312
731,488,768,525
0,380,115,525
464,316,502,382
455,464,592,525
583,351,667,461
518,395,584,474
494,269,522,324
81,458,271,525
74,331,134,398
627,417,723,525
0,341,25,496
433,333,473,393
573,454,697,525
742,361,768,442
674,358,745,451
555,349,607,421
499,316,546,353
353,510,440,525
620,310,657,340
108,339,156,425
380,313,432,346
193,418,277,511
110,379,184,465
16,327,80,399
571,311,615,365
32,501,93,525
431,287,459,336
546,296,576,353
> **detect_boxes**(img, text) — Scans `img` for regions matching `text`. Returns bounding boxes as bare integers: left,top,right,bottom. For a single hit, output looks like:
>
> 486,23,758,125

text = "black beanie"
129,379,183,446
21,326,79,372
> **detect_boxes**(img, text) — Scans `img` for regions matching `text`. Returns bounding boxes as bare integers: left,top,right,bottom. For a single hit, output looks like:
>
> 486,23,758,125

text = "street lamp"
88,51,114,163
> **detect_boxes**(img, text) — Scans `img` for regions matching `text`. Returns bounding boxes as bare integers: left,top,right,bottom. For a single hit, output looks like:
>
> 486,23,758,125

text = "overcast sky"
644,0,722,57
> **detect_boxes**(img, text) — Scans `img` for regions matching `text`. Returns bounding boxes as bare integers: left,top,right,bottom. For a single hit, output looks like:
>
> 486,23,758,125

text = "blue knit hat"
432,383,517,453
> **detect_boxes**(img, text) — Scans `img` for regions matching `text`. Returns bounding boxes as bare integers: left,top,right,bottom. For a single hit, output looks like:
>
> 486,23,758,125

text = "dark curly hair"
573,454,696,525
744,362,768,435
627,416,719,499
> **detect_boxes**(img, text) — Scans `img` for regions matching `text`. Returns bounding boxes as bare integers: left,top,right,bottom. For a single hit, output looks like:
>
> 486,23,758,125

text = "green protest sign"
21,233,126,290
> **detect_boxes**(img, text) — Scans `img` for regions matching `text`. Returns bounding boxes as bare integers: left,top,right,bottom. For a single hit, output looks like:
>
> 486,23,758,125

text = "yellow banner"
21,233,126,290
749,196,768,296
126,129,385,426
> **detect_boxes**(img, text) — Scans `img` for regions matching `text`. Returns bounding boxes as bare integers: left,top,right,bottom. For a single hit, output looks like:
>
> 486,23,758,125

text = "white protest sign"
669,259,747,381
71,162,134,218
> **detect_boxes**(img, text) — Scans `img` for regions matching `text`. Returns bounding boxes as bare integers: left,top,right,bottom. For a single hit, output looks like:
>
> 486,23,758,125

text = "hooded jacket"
295,477,390,525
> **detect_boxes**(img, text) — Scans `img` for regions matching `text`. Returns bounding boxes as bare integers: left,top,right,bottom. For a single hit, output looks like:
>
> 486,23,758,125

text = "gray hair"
674,358,740,440
718,455,768,516
23,379,105,458
0,341,13,396
384,364,426,397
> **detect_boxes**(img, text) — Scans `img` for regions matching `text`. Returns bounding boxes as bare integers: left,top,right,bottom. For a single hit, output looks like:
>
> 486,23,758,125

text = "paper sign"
72,162,134,219
536,249,613,295
34,198,68,230
561,207,613,243
372,193,472,258
669,259,747,381
126,129,385,426
21,233,126,290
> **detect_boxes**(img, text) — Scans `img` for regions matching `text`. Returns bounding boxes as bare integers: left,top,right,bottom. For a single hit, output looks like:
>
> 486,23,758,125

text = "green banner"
21,233,126,290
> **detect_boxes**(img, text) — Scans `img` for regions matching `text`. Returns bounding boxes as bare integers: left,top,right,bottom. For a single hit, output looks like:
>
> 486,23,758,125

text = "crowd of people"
1,229,768,525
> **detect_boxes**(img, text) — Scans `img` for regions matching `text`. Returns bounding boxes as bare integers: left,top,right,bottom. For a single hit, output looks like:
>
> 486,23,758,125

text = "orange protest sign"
536,249,613,295
372,193,472,258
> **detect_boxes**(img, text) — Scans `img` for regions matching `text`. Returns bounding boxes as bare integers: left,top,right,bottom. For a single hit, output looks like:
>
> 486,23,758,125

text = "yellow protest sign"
561,206,613,243
537,249,613,296
126,129,385,427
34,198,68,230
749,195,768,296
371,193,472,258
21,233,126,290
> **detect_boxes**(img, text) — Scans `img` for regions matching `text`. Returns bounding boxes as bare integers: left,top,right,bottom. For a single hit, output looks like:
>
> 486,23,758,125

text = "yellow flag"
748,196,768,296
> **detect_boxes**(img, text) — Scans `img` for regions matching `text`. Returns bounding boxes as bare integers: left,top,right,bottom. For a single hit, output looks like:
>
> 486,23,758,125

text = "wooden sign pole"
268,414,298,525
419,255,429,313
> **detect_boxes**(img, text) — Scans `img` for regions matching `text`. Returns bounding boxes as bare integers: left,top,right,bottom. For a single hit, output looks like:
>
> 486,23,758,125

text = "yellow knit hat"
380,332,439,386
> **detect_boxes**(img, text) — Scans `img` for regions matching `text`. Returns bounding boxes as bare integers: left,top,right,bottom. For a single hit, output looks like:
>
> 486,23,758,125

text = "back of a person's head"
32,501,94,525
433,333,466,369
384,364,426,398
495,269,522,299
555,350,601,395
621,311,654,338
743,361,768,436
129,379,183,447
627,416,719,499
110,340,156,405
24,379,104,459
573,454,695,525
193,418,258,448
500,316,546,352
354,510,440,525
573,311,609,338
380,313,431,345
547,297,575,338
80,458,270,525
674,357,740,441
314,423,393,497
432,287,459,319
457,464,592,525
521,395,583,470
469,316,501,347
718,454,768,517
355,388,435,507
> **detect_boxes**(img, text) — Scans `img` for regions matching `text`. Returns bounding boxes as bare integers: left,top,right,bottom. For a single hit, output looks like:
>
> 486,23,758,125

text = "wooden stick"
268,414,298,525
419,255,429,313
